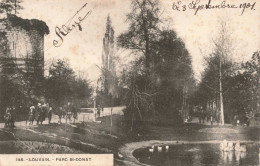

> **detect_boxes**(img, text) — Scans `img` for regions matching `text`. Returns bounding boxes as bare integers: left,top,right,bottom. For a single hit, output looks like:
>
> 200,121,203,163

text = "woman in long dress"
28,106,35,125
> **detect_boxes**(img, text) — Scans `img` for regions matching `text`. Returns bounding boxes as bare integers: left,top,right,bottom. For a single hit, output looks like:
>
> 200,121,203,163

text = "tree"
117,0,161,70
73,78,92,107
241,51,260,114
0,0,23,15
211,51,260,121
117,0,162,131
199,21,235,125
117,0,195,130
97,66,120,107
153,30,195,123
97,15,122,108
45,59,91,107
45,60,75,106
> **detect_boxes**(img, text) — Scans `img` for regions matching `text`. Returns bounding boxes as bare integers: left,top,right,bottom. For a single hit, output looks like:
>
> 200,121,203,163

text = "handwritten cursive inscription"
172,0,256,15
53,3,92,47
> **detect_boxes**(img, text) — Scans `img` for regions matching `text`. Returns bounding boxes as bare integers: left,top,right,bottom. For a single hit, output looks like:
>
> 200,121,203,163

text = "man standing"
66,102,72,123
48,106,53,124
71,104,77,124
58,107,63,124
28,106,35,125
210,114,214,126
39,105,45,125
9,106,15,127
35,103,41,125
201,107,206,124
101,106,104,117
198,107,202,124
97,105,101,118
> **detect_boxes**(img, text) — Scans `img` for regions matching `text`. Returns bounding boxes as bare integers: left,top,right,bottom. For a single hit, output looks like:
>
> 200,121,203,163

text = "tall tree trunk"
130,112,134,132
219,56,224,125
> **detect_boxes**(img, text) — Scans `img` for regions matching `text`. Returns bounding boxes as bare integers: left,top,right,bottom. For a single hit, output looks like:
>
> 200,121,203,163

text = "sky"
16,0,260,83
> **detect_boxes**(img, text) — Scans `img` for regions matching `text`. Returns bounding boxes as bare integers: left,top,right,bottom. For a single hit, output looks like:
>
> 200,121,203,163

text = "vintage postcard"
0,0,259,165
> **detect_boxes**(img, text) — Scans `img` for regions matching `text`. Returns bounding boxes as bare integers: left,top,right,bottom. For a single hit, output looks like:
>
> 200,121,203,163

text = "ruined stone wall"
0,15,48,108
0,19,44,79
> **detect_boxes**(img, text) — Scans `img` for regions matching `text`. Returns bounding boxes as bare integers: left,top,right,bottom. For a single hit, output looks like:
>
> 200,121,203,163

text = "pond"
133,142,260,166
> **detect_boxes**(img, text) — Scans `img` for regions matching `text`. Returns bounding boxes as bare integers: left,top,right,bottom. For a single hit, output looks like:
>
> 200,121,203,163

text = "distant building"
0,14,49,103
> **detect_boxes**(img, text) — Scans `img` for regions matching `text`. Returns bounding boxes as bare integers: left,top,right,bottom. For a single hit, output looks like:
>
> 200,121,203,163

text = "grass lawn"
0,115,259,165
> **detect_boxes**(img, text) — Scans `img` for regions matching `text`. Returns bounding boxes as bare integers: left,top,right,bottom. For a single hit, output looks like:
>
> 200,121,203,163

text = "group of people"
96,105,104,118
3,107,15,127
27,103,53,125
3,102,79,127
197,106,207,124
196,106,215,126
56,102,78,124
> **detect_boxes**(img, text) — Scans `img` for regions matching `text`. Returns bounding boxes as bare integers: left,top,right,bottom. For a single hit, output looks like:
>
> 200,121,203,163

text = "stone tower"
0,14,49,104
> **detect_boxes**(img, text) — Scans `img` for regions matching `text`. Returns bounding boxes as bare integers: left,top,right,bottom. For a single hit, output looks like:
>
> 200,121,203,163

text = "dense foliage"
44,59,92,108
196,50,260,123
117,0,195,130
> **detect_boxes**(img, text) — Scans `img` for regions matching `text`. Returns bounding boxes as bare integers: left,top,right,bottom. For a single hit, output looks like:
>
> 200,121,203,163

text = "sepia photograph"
0,0,259,165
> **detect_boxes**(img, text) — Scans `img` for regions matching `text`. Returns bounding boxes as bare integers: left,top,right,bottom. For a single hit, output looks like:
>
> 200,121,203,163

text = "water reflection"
234,151,246,163
222,150,247,164
133,143,259,166
227,151,233,162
